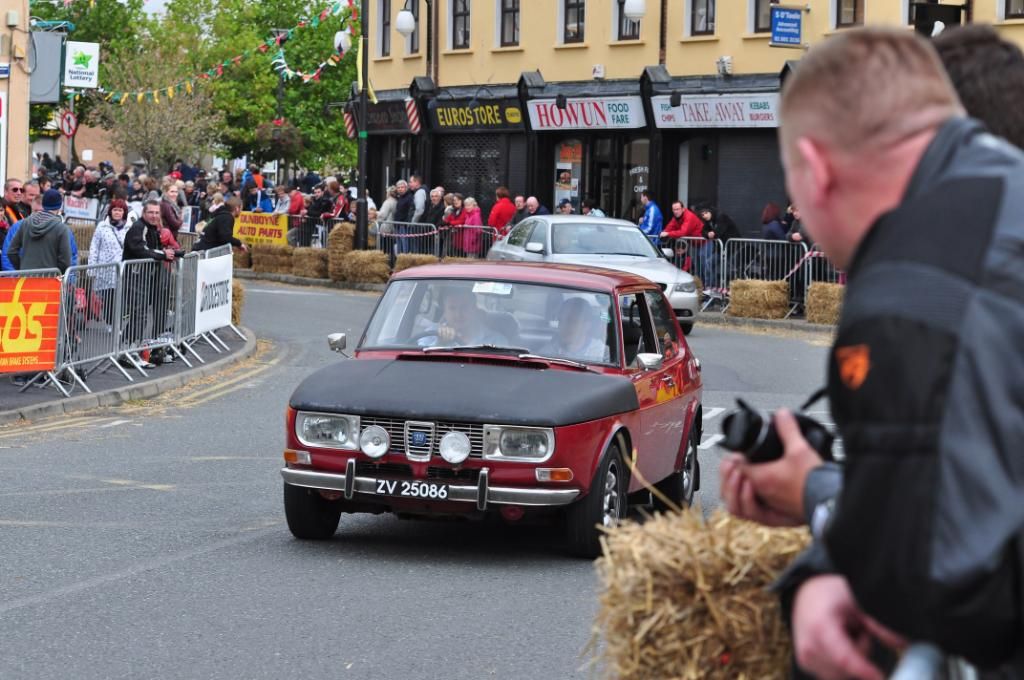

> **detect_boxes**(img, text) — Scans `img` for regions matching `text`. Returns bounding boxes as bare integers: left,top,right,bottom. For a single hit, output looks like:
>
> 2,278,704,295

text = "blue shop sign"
770,6,804,48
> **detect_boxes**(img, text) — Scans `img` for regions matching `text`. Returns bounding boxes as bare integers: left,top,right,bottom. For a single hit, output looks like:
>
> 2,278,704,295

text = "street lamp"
395,0,434,79
623,0,646,21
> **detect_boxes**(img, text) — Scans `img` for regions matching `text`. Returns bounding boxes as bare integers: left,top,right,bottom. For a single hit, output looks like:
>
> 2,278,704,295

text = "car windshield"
551,223,659,257
361,279,619,367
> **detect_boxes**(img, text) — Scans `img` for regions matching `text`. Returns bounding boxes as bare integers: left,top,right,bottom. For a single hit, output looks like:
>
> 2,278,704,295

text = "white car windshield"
551,223,659,257
361,279,619,366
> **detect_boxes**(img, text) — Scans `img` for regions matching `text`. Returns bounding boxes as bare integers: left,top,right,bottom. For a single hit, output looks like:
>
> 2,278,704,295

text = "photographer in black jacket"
720,27,1024,679
194,197,246,252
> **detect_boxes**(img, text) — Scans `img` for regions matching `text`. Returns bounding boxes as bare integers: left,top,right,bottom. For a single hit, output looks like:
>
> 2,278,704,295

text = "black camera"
720,398,834,464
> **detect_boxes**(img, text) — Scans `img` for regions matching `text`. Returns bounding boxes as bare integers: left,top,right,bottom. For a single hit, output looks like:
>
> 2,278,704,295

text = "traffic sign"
60,110,78,138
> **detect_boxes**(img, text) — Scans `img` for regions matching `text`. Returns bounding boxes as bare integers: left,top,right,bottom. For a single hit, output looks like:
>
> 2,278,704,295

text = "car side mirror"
636,353,663,371
661,247,674,259
525,242,545,254
327,333,348,354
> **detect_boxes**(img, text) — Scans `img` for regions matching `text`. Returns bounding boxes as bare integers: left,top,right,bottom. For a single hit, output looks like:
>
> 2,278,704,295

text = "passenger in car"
540,297,610,363
417,287,510,347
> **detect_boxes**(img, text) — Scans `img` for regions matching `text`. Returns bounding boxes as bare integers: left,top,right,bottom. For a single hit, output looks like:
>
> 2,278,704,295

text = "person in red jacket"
660,200,705,271
487,186,517,239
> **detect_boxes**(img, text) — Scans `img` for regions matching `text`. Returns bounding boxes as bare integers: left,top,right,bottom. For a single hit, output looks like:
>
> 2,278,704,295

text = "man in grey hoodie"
9,189,72,273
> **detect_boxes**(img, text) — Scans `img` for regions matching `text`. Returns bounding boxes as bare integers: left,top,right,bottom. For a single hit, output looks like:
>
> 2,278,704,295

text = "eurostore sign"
652,93,780,129
527,96,646,130
63,41,100,89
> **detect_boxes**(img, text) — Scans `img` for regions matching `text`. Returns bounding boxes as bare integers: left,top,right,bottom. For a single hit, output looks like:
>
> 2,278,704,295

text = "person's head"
275,185,287,197
557,297,600,351
526,196,539,214
452,193,464,209
245,182,260,197
225,196,243,216
41,189,63,214
441,286,480,332
26,183,42,212
23,181,40,206
780,28,963,268
641,190,653,206
73,165,85,177
142,199,161,224
933,24,1024,149
514,195,525,210
409,174,422,190
429,187,443,204
165,184,180,200
760,202,781,225
700,207,714,223
495,186,510,201
557,199,573,214
671,201,685,218
313,184,324,199
185,181,195,193
386,185,397,199
368,206,378,221
4,178,24,204
211,191,225,205
221,171,233,184
581,198,596,214
463,196,479,212
143,176,158,192
327,179,341,195
396,179,408,195
444,193,455,207
791,206,802,221
108,198,128,222
38,177,51,192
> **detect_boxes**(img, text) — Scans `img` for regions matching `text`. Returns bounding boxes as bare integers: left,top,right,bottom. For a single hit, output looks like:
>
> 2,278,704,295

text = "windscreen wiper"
422,344,532,355
517,353,597,372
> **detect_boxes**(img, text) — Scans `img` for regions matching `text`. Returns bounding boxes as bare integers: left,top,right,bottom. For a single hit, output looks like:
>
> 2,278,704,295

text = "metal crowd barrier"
377,220,439,259
287,215,350,248
665,237,726,293
176,231,198,251
437,225,499,260
5,249,241,397
721,238,809,314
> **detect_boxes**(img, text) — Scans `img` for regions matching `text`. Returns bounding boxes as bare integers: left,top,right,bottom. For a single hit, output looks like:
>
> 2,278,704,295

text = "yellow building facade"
354,1,1021,231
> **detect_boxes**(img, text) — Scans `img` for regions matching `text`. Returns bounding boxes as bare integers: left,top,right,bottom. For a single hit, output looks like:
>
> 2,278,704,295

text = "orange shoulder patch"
835,344,871,390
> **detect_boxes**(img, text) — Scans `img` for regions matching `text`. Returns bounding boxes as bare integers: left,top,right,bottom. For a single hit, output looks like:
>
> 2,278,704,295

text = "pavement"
0,279,831,680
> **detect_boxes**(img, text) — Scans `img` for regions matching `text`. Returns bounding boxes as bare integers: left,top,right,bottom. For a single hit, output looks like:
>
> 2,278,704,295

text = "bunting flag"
90,0,357,105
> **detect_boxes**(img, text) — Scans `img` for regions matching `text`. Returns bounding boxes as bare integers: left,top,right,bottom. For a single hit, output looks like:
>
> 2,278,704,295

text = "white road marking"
699,434,725,450
703,407,725,421
98,419,132,429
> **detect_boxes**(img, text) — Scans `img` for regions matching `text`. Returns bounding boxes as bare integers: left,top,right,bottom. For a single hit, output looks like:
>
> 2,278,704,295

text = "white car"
487,215,699,334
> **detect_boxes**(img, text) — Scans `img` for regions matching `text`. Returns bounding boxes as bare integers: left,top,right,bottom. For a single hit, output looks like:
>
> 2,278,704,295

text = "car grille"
359,416,486,459
356,462,413,477
427,467,481,482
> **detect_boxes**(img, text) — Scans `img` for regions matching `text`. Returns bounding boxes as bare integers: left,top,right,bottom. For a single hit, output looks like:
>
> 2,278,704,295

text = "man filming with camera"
720,27,1023,680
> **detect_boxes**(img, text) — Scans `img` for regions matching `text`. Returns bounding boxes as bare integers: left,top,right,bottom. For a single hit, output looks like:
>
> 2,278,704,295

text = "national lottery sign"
0,278,62,373
233,211,288,246
194,253,233,335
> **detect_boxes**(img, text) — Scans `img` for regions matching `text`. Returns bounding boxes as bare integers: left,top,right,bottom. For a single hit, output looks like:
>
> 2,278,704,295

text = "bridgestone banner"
194,254,233,335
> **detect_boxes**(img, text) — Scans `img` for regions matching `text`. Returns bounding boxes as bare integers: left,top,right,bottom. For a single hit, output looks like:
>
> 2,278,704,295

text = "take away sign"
0,278,62,373
233,211,288,246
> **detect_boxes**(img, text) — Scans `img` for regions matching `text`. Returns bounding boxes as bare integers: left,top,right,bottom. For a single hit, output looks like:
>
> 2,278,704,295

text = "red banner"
0,278,62,373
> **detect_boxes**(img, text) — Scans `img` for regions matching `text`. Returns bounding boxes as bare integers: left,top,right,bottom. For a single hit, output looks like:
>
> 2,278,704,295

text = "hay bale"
231,279,245,326
233,248,252,270
727,280,790,320
594,510,810,680
693,274,703,301
393,254,439,273
805,282,844,325
251,244,294,274
328,222,356,281
342,250,391,284
292,247,329,279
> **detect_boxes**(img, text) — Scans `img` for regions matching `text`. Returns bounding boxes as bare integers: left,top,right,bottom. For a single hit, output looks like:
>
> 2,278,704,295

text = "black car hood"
289,358,639,427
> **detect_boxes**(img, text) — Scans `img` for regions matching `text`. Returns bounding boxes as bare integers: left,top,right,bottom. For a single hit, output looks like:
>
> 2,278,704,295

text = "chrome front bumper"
281,462,580,511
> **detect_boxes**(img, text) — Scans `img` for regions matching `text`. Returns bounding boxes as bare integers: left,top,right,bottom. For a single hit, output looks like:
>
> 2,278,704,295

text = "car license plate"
374,479,449,500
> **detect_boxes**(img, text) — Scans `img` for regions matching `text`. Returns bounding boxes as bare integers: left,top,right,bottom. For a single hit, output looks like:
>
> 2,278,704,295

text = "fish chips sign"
234,211,288,246
0,278,62,373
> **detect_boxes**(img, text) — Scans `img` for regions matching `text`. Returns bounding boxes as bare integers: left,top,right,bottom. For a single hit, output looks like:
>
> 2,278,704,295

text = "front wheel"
564,445,627,558
284,482,342,539
680,322,694,336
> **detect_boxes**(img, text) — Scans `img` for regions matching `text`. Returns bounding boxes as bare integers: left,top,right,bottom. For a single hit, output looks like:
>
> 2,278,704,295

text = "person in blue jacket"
242,182,274,213
637,190,663,241
2,217,79,271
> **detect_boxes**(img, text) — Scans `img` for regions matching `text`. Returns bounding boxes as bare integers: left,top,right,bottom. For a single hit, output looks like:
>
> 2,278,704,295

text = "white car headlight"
296,412,360,450
359,425,390,458
483,426,555,462
675,280,697,293
439,431,472,464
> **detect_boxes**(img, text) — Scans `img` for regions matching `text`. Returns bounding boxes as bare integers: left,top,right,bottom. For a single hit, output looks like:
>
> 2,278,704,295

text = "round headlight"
439,431,471,465
359,425,390,459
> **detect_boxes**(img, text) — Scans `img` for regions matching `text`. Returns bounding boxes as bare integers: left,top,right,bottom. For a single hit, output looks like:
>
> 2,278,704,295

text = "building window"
408,0,420,54
753,0,772,33
836,0,864,27
691,0,715,35
452,0,471,49
1008,0,1024,19
564,0,585,43
616,0,641,40
500,0,519,46
379,0,391,57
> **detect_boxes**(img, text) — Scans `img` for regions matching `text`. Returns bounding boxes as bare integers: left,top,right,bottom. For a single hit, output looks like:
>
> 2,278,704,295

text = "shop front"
350,95,423,202
649,86,786,236
424,95,527,219
524,93,650,221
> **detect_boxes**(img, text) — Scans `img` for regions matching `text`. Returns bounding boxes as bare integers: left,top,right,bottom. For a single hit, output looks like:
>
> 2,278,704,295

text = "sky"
143,0,166,14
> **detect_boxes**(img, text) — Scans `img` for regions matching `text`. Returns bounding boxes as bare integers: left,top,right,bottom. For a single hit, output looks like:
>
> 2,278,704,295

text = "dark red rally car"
281,262,703,556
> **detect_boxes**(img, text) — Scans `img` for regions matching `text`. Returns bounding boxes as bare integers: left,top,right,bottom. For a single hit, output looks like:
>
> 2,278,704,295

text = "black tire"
284,482,342,540
654,429,699,511
564,444,627,558
680,322,694,335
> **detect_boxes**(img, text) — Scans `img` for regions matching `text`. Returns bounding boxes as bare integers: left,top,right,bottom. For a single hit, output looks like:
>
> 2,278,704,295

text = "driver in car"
540,297,610,363
418,287,510,347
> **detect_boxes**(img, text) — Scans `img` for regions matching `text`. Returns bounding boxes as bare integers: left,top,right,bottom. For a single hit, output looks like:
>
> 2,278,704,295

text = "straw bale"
805,283,844,325
727,280,790,320
73,225,95,254
231,279,245,326
328,222,356,281
342,250,391,283
292,248,329,279
233,248,252,270
393,254,439,273
251,244,294,274
593,510,810,680
692,274,703,301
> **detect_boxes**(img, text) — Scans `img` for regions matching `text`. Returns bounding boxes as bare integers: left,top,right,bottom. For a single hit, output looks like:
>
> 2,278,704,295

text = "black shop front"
350,95,423,202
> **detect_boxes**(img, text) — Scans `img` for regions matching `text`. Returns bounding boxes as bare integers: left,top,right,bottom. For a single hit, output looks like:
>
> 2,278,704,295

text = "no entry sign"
60,110,78,138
